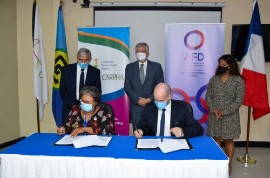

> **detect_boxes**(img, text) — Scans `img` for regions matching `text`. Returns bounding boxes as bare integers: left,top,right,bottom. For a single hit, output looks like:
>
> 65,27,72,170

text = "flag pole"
33,0,40,133
237,106,256,165
36,99,41,133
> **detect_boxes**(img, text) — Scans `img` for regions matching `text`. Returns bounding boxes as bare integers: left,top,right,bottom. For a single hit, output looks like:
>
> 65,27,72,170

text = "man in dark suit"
124,42,164,131
59,48,101,125
134,83,204,138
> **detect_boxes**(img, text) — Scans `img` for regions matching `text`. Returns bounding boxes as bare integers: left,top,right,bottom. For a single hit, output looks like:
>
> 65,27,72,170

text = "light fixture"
81,0,90,8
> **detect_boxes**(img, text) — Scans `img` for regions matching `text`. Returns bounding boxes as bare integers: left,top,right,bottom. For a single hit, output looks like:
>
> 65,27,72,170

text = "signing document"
137,138,191,153
136,139,161,149
55,135,112,148
158,138,190,153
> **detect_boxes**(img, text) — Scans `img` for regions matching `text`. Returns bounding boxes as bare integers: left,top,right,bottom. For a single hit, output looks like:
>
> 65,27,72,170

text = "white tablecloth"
0,154,229,178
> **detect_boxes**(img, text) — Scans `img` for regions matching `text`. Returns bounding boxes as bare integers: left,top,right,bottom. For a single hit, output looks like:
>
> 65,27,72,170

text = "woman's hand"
57,126,65,135
217,110,224,120
70,127,94,137
70,127,85,137
212,109,224,120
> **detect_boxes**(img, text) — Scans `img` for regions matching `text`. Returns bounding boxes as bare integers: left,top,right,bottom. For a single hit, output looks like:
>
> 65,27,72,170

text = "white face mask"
136,52,147,61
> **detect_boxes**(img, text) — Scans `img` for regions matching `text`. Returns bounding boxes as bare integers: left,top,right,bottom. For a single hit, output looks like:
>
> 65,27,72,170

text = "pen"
135,126,141,136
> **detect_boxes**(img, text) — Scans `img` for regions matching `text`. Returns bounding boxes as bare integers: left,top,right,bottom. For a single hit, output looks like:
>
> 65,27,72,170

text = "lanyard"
83,114,87,127
83,114,87,135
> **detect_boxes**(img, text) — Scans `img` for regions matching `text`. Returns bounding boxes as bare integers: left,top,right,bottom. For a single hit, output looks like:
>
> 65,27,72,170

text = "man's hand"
170,127,184,138
138,97,151,106
57,126,65,135
134,129,144,139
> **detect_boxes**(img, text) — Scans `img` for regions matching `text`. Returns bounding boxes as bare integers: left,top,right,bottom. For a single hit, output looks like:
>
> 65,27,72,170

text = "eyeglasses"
80,99,94,105
78,58,90,63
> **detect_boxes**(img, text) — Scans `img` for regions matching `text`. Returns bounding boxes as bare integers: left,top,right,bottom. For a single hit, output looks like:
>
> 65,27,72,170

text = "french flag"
240,0,270,120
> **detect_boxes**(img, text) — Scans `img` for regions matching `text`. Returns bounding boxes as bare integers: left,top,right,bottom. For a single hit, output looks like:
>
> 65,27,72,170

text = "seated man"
134,82,204,138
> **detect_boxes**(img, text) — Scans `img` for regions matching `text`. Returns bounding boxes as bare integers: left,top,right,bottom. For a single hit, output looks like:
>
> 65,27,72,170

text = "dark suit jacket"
137,100,204,138
124,60,164,112
60,63,101,121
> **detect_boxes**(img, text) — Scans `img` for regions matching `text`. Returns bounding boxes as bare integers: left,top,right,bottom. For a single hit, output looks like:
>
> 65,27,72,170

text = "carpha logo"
184,30,205,50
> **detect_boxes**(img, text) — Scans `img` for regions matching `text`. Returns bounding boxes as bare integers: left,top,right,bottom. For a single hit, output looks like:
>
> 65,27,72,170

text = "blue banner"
52,5,69,126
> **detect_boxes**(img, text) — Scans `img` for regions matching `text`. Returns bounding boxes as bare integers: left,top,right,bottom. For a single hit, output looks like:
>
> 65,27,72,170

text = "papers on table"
158,138,190,153
136,138,192,153
54,135,83,145
54,135,112,149
137,139,161,149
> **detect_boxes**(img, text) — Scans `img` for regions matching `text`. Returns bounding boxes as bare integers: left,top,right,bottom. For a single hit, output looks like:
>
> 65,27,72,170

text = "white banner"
33,3,48,120
165,23,225,133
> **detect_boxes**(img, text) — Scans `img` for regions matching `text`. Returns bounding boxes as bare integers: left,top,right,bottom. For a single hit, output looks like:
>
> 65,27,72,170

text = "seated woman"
57,86,115,136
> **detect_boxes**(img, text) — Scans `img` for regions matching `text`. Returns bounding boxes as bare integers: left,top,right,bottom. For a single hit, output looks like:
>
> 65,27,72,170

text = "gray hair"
79,86,100,102
135,42,149,52
77,48,92,59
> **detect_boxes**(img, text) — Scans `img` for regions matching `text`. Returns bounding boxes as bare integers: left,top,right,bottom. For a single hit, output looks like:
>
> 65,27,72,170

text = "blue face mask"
154,100,167,110
80,102,93,112
78,62,89,69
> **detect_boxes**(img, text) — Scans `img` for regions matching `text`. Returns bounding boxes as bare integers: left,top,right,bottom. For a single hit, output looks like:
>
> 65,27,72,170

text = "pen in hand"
134,126,142,139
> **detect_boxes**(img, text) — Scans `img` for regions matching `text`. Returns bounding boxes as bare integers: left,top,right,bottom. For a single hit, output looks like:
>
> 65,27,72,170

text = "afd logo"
184,30,205,50
184,30,205,62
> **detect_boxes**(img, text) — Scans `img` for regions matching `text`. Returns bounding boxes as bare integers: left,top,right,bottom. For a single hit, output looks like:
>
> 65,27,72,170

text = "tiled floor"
230,147,270,178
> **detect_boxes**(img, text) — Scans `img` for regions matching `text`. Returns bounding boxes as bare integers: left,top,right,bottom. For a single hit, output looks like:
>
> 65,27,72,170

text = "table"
0,133,229,178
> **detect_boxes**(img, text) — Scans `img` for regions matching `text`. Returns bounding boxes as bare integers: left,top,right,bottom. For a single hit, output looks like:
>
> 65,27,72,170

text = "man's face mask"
154,100,167,110
136,52,147,61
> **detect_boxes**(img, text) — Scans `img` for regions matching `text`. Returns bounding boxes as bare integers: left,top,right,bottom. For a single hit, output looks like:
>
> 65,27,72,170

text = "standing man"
60,48,101,124
124,42,164,131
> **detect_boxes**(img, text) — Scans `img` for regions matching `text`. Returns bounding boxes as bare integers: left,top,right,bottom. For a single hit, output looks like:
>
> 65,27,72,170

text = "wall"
0,0,20,143
14,0,270,141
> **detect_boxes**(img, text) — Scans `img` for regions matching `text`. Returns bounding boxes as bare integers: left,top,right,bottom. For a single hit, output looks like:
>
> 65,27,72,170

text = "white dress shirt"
76,64,88,100
156,100,172,136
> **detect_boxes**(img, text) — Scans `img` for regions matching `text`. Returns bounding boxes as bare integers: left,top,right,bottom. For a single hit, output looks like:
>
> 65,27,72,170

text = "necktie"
139,64,145,84
159,109,166,136
79,69,85,92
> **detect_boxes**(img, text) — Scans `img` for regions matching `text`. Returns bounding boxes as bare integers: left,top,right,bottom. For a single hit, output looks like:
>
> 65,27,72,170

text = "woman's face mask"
216,66,229,75
80,102,93,112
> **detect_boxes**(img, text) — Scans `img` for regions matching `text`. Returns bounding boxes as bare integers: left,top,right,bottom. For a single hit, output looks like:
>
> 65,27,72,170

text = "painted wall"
3,0,269,142
0,0,20,143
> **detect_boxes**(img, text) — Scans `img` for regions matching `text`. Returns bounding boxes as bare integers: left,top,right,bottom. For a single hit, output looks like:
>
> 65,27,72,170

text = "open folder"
136,138,193,153
54,135,112,149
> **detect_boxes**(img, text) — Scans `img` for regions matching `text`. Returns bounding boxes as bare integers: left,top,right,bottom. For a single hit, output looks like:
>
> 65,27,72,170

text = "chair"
97,102,116,134
173,100,194,116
